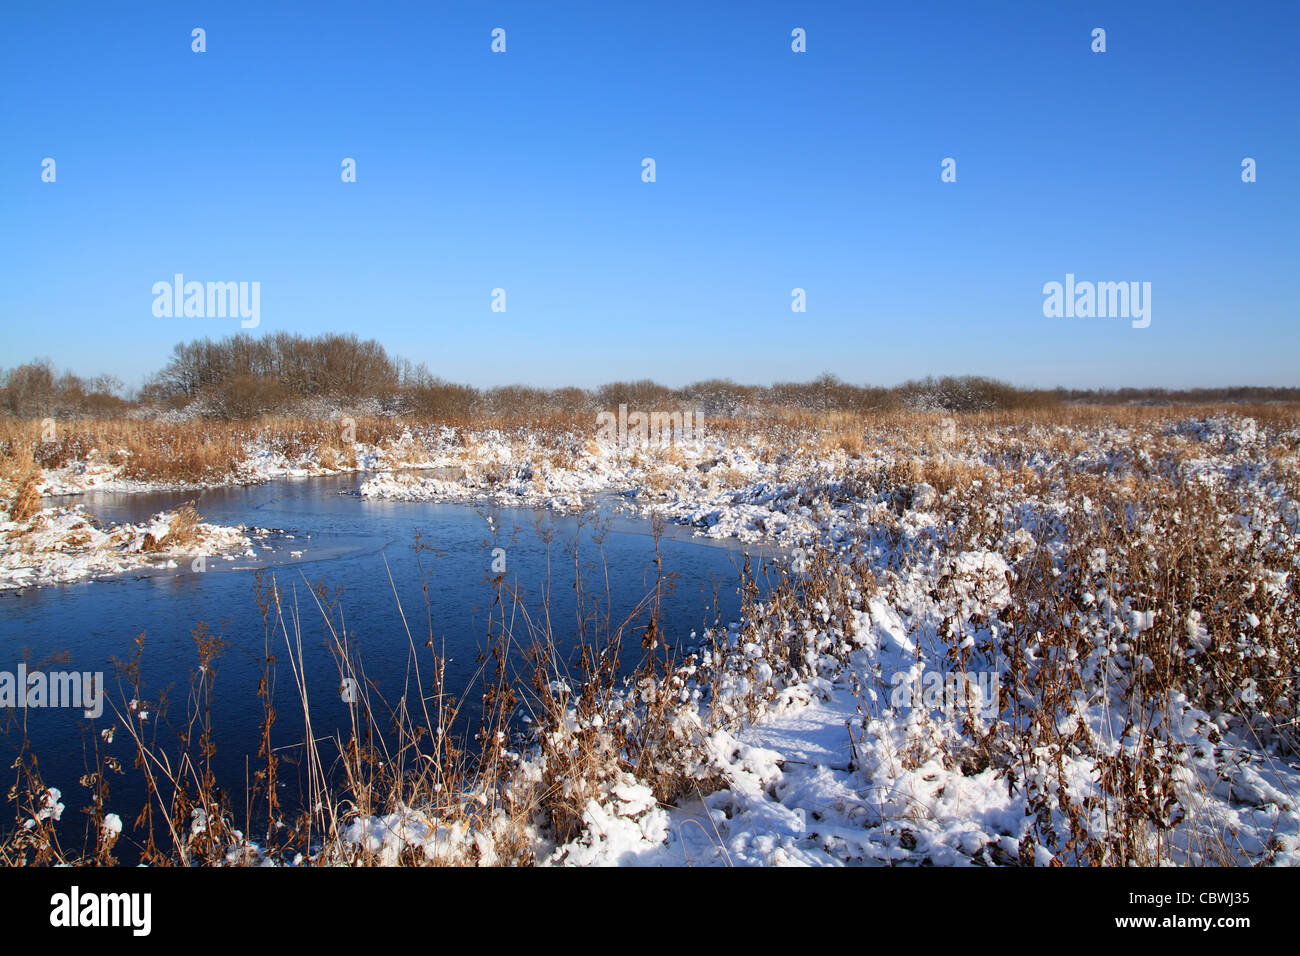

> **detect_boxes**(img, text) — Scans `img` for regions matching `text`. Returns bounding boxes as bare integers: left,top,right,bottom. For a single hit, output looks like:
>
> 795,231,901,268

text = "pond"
0,474,773,855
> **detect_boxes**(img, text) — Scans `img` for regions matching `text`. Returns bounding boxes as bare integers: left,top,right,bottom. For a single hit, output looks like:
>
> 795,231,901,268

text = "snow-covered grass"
0,452,259,592
0,500,257,591
2,406,1298,865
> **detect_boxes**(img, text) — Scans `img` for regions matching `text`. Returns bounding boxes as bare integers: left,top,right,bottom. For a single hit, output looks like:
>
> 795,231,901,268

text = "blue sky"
2,1,1296,390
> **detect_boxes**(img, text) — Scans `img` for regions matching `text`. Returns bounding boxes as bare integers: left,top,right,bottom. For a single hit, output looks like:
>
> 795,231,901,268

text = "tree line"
3,333,1298,420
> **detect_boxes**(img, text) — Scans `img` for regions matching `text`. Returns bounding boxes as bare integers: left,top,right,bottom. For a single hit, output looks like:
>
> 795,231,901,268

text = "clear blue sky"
2,1,1296,391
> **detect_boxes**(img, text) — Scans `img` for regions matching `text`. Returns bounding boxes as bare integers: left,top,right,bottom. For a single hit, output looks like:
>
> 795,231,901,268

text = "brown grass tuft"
10,474,42,522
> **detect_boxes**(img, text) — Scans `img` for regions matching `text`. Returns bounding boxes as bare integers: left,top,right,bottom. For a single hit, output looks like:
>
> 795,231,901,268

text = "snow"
9,412,1300,866
0,502,257,590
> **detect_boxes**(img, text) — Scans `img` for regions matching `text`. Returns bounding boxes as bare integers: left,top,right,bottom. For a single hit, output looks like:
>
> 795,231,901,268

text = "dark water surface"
0,474,770,853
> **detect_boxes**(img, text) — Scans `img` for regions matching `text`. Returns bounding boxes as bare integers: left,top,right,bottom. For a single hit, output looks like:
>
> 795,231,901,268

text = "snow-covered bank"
338,552,1300,867
563,596,1300,867
332,413,1300,866
0,503,258,590
32,426,466,497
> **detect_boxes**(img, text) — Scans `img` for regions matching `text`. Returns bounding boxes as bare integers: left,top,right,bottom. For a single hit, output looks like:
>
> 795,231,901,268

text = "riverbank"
0,499,261,591
331,411,1300,866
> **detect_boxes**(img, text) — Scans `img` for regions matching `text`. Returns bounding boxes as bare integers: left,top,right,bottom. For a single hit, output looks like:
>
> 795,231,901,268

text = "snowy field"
2,409,1298,865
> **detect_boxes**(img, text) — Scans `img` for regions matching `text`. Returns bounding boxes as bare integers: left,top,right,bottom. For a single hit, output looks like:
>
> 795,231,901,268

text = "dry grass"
144,502,202,551
9,475,41,522
4,403,1295,485
3,403,1298,866
0,415,406,485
